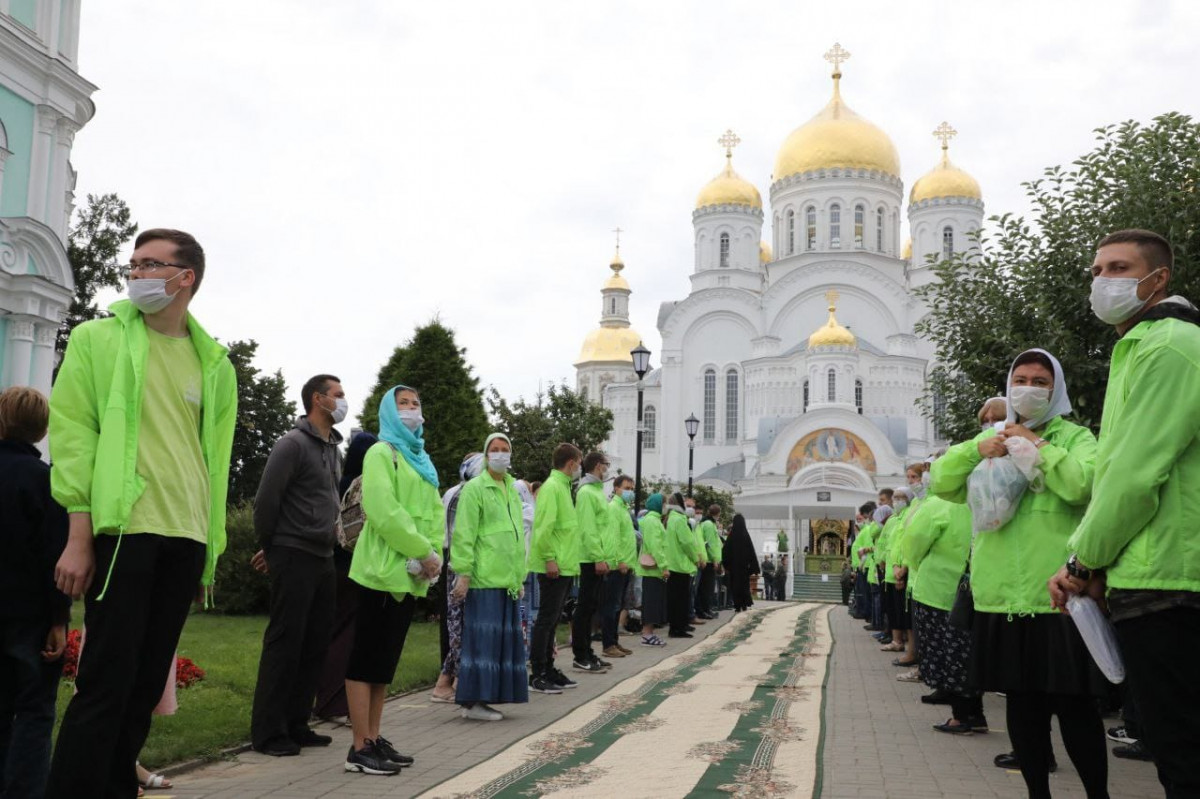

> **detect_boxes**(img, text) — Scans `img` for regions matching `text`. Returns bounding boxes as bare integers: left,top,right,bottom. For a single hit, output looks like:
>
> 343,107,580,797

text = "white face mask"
1009,386,1051,421
399,409,424,431
487,452,511,472
686,508,696,517
320,395,348,424
127,270,188,314
1089,270,1161,325
894,499,908,511
910,483,926,499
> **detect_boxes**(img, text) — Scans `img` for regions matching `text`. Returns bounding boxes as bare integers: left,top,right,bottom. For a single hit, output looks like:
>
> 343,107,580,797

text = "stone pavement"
164,607,746,799
819,605,1163,799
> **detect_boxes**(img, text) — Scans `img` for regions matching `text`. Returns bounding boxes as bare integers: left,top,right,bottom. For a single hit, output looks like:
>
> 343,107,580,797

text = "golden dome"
774,68,900,182
910,122,981,204
808,289,857,349
575,325,643,365
901,237,912,260
696,153,762,210
603,250,630,291
760,241,772,264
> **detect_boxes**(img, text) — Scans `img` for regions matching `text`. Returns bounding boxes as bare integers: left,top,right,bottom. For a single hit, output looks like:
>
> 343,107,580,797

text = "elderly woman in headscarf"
875,486,915,653
721,514,760,612
634,493,670,646
931,349,1104,799
448,433,529,721
865,503,894,635
344,386,443,775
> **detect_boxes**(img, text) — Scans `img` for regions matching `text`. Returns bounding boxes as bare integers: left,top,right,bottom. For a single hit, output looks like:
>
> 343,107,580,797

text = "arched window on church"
855,379,863,414
805,206,817,250
786,210,795,255
803,380,809,411
829,204,841,248
725,369,739,442
827,368,837,402
876,206,885,251
643,405,657,450
719,232,730,268
854,204,865,248
703,369,716,442
942,226,954,260
609,297,617,314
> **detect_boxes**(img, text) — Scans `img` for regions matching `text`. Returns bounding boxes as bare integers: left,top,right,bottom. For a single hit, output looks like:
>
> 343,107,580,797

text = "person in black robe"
721,514,760,612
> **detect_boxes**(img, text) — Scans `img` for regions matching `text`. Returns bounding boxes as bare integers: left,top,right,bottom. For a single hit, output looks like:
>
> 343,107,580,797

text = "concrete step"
791,574,846,603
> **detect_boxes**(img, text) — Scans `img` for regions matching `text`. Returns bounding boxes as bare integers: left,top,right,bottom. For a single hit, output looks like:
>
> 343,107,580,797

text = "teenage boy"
46,229,238,798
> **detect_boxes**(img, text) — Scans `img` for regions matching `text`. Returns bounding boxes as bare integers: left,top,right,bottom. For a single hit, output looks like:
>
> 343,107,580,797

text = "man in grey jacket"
250,374,346,756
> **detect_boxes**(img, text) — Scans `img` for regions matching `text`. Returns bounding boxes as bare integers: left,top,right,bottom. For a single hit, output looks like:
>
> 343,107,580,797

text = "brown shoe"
603,646,627,658
691,618,707,625
616,645,633,655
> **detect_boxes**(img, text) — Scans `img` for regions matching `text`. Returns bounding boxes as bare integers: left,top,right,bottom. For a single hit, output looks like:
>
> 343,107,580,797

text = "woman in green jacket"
931,350,1106,799
876,487,912,653
891,463,931,670
664,492,700,638
345,386,443,775
449,433,529,721
635,494,670,646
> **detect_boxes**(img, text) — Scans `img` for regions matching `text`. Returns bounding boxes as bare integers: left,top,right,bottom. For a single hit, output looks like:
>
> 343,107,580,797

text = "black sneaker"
591,656,612,670
1106,725,1136,744
668,631,694,638
374,735,414,766
550,667,578,689
344,741,401,775
1113,741,1153,761
253,736,300,757
289,727,332,747
920,690,953,705
993,751,1057,773
572,658,605,673
529,674,564,694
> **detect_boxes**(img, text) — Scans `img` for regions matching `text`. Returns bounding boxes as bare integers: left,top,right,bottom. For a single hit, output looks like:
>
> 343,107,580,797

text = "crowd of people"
845,229,1200,799
2,225,1197,799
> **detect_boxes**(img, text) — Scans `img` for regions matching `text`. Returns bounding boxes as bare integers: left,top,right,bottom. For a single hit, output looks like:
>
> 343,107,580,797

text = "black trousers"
250,547,336,746
668,571,692,634
1118,607,1200,799
313,551,358,720
695,564,716,617
530,574,572,676
1006,691,1108,799
950,693,984,723
1,615,64,799
46,533,204,799
571,563,603,661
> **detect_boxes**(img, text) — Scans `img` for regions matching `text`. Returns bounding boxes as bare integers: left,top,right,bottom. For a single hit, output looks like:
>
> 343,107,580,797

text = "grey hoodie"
254,416,344,557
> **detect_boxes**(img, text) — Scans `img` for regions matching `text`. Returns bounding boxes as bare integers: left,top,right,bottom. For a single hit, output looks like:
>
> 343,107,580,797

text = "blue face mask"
621,490,635,504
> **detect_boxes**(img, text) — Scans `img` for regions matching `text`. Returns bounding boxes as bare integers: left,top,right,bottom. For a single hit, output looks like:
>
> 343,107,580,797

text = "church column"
50,120,77,239
4,317,35,386
28,106,58,223
29,322,57,397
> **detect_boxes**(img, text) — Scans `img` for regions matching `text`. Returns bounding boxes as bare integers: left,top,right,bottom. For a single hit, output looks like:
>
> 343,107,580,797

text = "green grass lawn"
54,611,441,769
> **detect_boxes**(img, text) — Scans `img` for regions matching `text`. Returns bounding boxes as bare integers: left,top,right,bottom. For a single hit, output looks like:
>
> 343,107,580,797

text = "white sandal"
140,773,172,789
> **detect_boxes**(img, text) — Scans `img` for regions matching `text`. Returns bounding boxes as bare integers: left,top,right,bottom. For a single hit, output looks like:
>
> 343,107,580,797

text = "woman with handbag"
635,494,670,646
931,350,1106,799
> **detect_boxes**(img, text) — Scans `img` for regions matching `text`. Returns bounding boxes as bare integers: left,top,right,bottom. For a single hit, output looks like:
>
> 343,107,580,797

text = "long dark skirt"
455,588,529,706
969,611,1107,696
914,601,978,697
641,576,668,625
885,582,911,631
727,566,754,610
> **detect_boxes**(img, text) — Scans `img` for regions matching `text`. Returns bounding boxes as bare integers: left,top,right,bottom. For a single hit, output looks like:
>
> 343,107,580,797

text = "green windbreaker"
664,510,699,575
607,496,637,570
449,471,526,594
530,469,580,576
635,510,667,578
576,480,613,565
932,416,1096,614
698,518,722,563
875,507,908,585
49,300,237,591
903,496,972,611
1067,316,1200,591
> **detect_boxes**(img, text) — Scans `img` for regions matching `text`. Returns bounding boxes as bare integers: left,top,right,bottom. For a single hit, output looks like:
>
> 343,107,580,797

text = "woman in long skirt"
721,514,759,612
449,433,530,720
634,494,670,646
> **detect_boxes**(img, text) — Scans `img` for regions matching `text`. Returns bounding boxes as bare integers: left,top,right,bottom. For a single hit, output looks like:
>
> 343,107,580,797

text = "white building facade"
575,47,984,558
0,1,94,399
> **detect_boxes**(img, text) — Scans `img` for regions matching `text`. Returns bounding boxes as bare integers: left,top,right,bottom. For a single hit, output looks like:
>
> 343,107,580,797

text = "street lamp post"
684,413,700,498
631,342,652,513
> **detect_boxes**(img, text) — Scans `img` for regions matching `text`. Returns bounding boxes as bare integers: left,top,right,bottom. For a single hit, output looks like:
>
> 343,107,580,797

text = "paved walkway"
819,606,1162,799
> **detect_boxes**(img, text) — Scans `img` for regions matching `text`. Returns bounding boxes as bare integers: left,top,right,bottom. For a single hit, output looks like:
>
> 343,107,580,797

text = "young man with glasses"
45,229,238,799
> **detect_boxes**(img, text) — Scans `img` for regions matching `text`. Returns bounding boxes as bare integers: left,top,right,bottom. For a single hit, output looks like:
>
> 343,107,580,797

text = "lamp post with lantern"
631,342,652,512
684,413,700,498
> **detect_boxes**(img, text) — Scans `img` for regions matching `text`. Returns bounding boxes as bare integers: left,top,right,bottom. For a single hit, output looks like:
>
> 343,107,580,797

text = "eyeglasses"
121,260,191,278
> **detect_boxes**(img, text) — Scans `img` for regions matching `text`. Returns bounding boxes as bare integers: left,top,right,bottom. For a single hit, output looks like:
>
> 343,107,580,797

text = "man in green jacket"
528,443,582,694
600,474,637,659
695,505,723,620
46,229,237,799
1050,229,1200,793
571,452,613,674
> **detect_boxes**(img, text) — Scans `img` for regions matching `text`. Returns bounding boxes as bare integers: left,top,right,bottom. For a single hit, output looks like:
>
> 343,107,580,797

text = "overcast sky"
72,0,1199,434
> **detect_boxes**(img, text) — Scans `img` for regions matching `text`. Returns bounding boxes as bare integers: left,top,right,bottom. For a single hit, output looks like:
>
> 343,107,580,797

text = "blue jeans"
1,616,64,799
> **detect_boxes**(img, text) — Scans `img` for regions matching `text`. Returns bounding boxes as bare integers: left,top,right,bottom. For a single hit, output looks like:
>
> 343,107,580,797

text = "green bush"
212,503,270,614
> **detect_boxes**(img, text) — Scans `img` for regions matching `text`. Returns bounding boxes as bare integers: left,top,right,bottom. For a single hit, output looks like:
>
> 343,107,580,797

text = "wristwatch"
1065,554,1092,581
1034,438,1049,449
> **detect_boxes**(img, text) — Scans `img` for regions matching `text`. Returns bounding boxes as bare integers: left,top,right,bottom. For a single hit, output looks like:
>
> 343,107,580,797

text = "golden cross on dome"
933,121,957,151
718,129,741,158
824,42,851,76
825,288,840,310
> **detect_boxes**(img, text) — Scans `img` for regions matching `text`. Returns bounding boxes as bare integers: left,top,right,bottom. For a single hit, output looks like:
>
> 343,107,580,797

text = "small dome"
910,122,981,204
760,241,773,264
808,289,857,349
603,251,630,291
901,237,912,260
575,326,643,365
696,154,762,210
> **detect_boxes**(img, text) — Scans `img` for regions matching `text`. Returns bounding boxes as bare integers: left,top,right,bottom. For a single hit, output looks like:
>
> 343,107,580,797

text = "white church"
574,45,983,565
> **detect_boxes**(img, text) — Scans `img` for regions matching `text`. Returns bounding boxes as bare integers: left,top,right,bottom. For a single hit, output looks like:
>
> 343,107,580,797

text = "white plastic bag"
966,429,1045,533
1066,595,1125,684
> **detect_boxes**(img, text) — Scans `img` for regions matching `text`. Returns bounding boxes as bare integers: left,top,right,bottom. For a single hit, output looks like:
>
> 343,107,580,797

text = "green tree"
361,321,489,487
486,382,613,483
631,477,734,526
57,193,138,355
916,113,1200,441
226,340,296,505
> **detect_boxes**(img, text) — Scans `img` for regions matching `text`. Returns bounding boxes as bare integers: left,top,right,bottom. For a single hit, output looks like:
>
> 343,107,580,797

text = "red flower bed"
62,628,205,687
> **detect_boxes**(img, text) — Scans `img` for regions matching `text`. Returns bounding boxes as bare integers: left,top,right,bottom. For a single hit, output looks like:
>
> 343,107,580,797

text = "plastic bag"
966,429,1045,533
1066,595,1125,684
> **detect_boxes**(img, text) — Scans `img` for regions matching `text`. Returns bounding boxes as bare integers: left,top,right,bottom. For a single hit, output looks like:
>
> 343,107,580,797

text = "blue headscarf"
378,385,439,487
645,493,664,513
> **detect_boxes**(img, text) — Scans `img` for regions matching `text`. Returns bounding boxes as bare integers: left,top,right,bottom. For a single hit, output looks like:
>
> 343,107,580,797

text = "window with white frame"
643,404,657,450
703,369,716,442
942,226,954,260
787,210,795,255
725,369,739,442
719,232,730,267
806,206,816,250
827,368,836,402
830,204,841,248
854,204,865,248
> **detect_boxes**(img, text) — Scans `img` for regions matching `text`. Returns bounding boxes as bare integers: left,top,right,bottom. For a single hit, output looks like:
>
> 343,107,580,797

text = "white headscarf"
1004,348,1072,430
872,505,894,525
